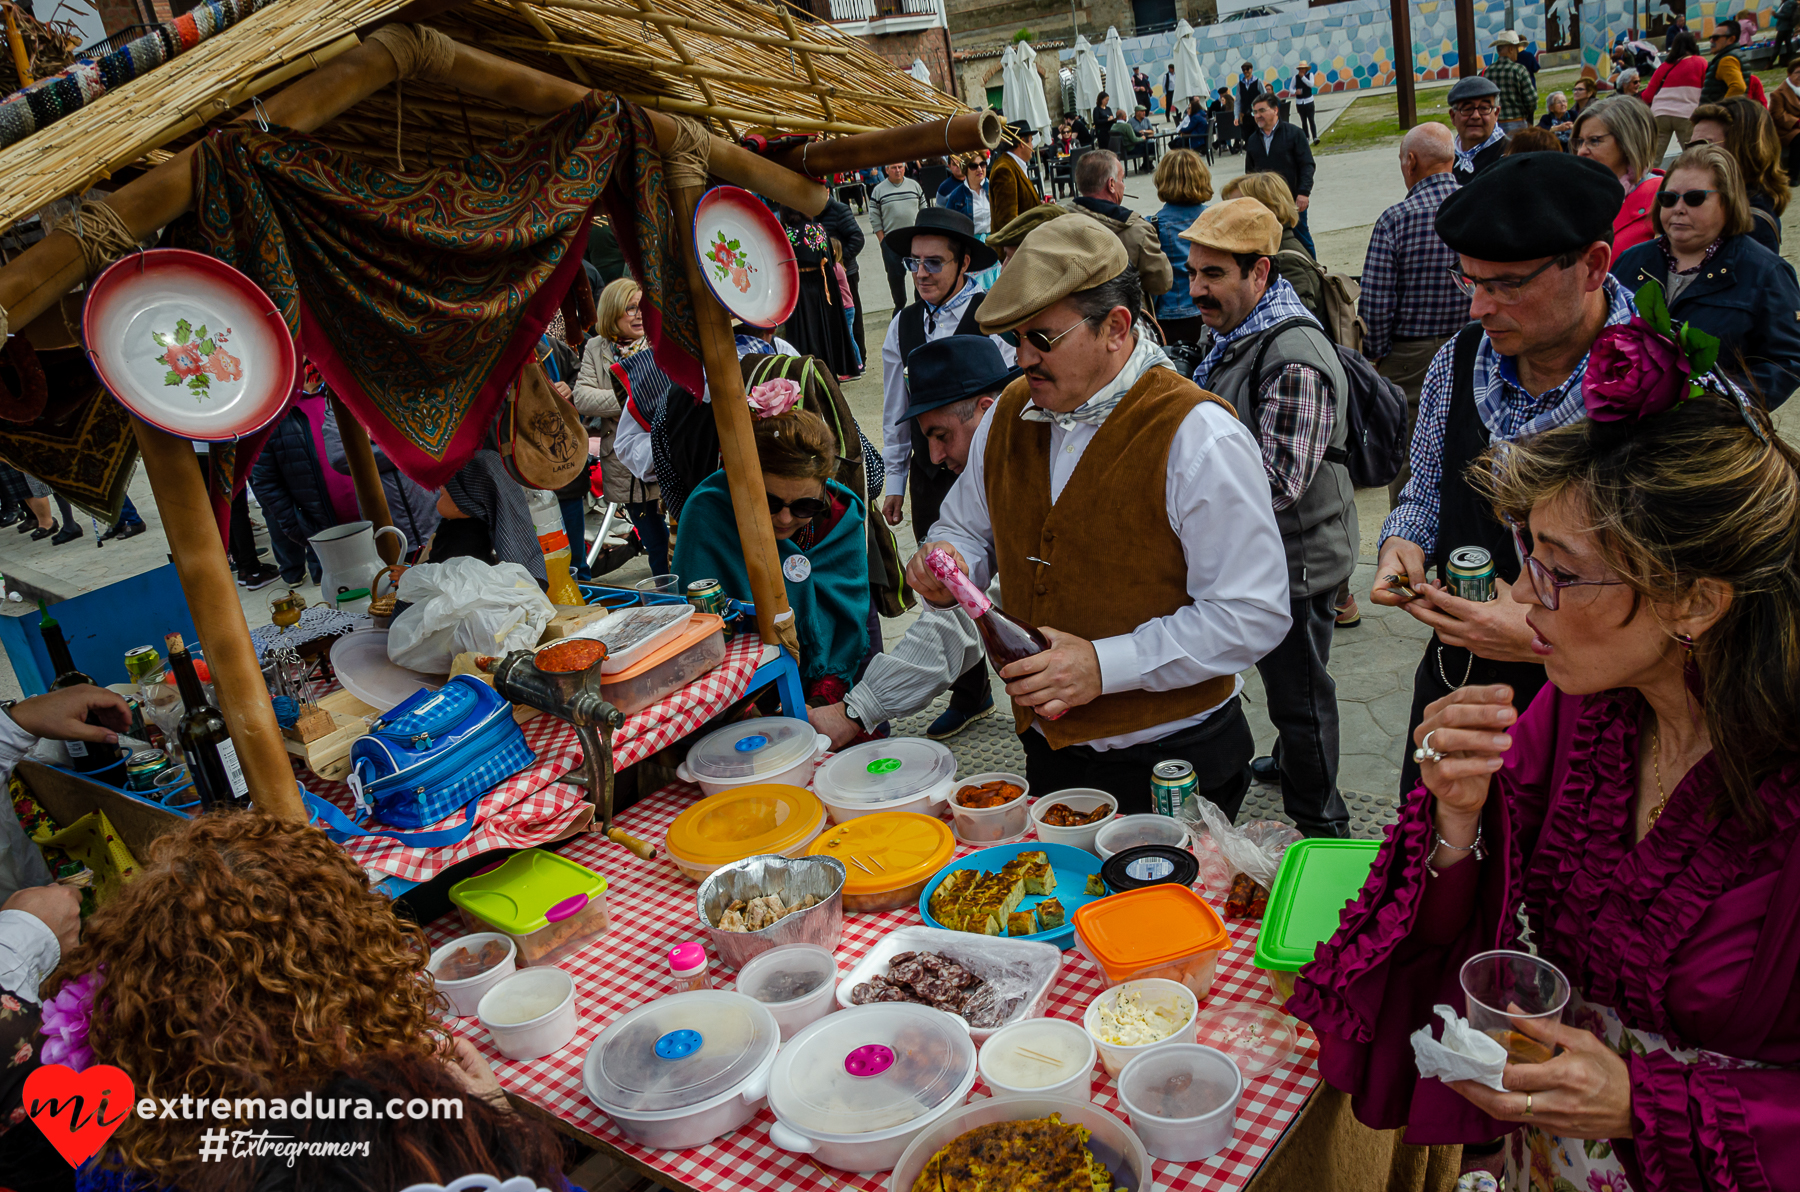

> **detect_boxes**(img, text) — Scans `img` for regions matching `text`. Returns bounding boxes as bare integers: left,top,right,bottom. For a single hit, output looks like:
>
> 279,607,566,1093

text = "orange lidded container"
1072,884,1232,1000
663,784,828,883
806,811,955,913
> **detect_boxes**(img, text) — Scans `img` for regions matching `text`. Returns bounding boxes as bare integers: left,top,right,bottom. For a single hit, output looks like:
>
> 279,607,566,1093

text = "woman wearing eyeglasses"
1612,144,1800,407
671,393,870,704
1689,96,1789,252
1570,95,1664,253
1297,331,1800,1192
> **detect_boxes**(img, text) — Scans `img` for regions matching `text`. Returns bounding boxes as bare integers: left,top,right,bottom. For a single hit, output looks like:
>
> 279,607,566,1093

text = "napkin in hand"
1411,1004,1509,1091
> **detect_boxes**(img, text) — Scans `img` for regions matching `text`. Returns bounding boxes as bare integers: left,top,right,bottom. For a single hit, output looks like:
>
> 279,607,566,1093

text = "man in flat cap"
810,336,1018,748
1372,152,1633,798
878,207,1014,738
1447,76,1507,185
906,215,1291,816
988,121,1039,233
1183,198,1354,838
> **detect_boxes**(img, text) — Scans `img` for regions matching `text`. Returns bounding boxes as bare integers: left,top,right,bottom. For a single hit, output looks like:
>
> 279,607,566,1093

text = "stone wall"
863,26,959,96
955,42,1068,120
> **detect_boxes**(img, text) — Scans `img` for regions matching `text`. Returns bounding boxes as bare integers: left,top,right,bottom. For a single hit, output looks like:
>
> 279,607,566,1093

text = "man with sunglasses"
1447,76,1508,186
1371,152,1634,798
878,206,1015,738
905,215,1291,818
1182,198,1355,838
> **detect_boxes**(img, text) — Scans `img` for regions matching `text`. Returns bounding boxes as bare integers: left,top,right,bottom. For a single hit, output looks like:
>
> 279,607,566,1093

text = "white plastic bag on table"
386,558,555,672
1178,796,1303,907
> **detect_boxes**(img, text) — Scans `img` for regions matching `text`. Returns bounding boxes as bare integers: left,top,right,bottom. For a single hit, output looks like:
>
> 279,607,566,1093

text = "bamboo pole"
773,1,835,126
507,0,595,85
624,0,736,141
328,394,401,564
132,419,303,822
3,7,31,88
533,0,855,55
670,180,796,653
769,110,1004,176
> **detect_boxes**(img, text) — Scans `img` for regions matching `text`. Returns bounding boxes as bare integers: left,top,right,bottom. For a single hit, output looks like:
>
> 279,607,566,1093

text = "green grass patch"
1314,65,1590,155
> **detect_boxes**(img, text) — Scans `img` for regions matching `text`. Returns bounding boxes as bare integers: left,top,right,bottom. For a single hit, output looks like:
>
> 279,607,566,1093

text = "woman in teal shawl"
673,392,869,700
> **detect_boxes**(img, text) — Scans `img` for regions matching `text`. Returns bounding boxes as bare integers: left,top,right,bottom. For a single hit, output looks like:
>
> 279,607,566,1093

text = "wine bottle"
166,633,249,810
925,549,1053,666
37,600,120,772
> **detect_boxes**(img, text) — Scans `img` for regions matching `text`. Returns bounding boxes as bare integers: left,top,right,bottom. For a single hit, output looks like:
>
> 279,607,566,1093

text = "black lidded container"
1101,844,1200,893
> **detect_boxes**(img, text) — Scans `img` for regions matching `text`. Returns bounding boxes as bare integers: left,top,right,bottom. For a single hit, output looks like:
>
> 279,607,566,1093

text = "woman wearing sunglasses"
671,386,870,704
1294,324,1800,1191
1612,143,1800,407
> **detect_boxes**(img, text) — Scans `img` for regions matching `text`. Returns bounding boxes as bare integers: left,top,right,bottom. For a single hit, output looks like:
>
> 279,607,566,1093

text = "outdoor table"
429,780,1324,1192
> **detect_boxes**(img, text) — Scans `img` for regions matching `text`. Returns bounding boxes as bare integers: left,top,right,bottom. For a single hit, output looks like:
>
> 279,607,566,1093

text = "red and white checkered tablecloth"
426,781,1321,1192
309,636,766,883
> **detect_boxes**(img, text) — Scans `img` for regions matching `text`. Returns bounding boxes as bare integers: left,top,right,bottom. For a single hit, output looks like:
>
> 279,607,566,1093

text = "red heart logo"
23,1064,135,1168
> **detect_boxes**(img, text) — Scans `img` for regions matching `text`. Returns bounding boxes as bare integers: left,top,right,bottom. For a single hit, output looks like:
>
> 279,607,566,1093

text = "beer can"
123,644,163,684
1151,759,1197,818
687,578,731,637
1446,547,1497,603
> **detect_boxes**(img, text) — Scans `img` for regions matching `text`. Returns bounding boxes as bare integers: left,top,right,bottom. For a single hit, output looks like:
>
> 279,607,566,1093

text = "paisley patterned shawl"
188,92,700,490
0,346,139,523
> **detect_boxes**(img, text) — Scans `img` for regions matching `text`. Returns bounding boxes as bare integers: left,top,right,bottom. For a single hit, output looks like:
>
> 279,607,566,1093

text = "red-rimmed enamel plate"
692,185,799,328
83,248,296,442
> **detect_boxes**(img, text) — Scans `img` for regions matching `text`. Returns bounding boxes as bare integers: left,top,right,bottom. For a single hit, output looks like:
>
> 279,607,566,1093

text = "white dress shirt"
0,710,60,1002
927,337,1292,750
880,279,1016,496
844,604,985,729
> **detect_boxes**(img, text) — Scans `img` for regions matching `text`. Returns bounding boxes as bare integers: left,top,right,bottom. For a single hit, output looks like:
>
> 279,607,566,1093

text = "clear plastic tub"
678,716,830,796
977,1018,1096,1101
948,771,1032,845
1082,978,1200,1078
811,738,958,823
1095,813,1192,861
1028,790,1118,854
734,943,839,1041
450,849,612,968
1116,1043,1243,1162
601,617,725,716
1071,883,1231,1000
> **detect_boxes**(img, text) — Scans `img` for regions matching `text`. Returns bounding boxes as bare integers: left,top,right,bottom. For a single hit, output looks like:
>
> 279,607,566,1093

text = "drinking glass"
635,574,680,596
1459,949,1571,1064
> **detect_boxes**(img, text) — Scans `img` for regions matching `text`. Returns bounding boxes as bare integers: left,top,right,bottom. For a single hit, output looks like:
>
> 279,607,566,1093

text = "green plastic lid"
449,848,607,936
1252,839,1380,973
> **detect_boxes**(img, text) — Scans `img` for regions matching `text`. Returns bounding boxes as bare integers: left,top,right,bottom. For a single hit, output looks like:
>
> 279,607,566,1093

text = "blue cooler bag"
306,676,535,847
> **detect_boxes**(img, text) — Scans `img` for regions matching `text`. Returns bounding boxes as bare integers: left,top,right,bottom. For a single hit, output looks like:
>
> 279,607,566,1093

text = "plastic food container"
1028,789,1118,854
734,943,839,1040
583,602,693,673
1253,838,1380,1003
947,771,1032,845
428,932,518,1018
677,716,829,795
977,1018,1096,1101
601,614,725,716
811,737,958,823
835,926,1063,1045
1101,844,1201,893
886,1096,1152,1192
582,990,780,1151
807,811,954,913
697,852,845,968
664,784,828,884
1095,813,1192,861
1073,884,1231,1000
1193,1004,1303,1079
1083,978,1200,1078
477,967,578,1061
1116,1043,1244,1162
449,849,611,968
766,1002,978,1174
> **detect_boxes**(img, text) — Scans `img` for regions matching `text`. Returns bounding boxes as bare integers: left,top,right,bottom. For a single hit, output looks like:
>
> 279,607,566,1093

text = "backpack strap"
302,790,484,848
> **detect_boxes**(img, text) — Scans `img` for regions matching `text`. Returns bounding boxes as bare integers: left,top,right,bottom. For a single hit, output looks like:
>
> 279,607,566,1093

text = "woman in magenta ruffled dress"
1291,304,1800,1192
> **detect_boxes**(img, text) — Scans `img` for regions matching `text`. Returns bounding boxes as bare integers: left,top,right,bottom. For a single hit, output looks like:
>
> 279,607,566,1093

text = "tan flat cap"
977,214,1128,334
986,202,1066,250
1177,197,1282,256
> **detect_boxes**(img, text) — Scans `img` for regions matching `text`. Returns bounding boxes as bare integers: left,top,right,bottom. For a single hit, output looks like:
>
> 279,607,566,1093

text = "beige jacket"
1058,197,1173,296
572,334,659,506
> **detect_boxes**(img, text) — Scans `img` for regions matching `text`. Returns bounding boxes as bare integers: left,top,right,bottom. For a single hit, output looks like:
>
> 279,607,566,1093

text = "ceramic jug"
309,521,408,609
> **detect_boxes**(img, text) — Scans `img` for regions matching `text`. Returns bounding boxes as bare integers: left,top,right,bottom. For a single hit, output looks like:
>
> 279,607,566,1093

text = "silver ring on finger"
1413,729,1447,763
1523,1092,1533,1117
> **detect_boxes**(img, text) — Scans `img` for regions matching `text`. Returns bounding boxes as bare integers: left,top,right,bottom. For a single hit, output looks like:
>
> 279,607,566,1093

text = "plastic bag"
387,558,555,672
1178,796,1302,891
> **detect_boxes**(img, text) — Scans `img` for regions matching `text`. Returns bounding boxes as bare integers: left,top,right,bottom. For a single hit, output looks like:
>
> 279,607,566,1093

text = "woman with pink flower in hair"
1294,302,1800,1190
671,385,870,704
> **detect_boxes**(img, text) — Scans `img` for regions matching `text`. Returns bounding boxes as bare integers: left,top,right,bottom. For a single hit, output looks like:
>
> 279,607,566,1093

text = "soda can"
1151,759,1197,818
123,644,162,684
1446,547,1497,603
687,578,731,638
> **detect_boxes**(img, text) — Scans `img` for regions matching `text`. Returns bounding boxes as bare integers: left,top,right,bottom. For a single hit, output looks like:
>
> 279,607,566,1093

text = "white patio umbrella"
1000,43,1022,122
1073,34,1103,114
1017,40,1052,132
1171,20,1208,107
910,57,931,86
1103,26,1130,117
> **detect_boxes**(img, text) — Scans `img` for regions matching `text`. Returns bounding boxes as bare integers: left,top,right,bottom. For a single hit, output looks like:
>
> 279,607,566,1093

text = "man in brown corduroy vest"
905,215,1292,817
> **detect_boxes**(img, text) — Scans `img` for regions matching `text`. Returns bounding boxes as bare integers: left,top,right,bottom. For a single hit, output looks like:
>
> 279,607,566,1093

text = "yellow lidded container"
806,811,955,913
664,784,828,883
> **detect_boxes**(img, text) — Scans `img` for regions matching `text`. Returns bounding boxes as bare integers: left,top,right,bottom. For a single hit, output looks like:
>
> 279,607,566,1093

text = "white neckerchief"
1018,333,1175,430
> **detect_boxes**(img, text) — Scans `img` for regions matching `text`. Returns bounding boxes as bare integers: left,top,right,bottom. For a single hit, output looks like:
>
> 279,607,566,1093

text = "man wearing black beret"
1369,152,1633,798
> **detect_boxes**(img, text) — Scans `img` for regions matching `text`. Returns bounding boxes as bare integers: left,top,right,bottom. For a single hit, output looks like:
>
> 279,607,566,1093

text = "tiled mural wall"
1061,0,1772,99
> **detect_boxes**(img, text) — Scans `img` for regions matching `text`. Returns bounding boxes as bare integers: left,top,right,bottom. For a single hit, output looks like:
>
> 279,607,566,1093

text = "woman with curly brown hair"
46,812,449,1188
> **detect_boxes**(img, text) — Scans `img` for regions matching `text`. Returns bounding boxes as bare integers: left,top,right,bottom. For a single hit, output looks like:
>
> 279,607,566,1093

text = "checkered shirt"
1488,57,1538,121
1382,274,1637,554
1359,172,1467,361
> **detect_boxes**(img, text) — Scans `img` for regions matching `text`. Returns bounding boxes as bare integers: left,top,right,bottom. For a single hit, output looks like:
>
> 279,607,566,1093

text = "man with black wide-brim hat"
878,206,1014,739
1371,151,1633,800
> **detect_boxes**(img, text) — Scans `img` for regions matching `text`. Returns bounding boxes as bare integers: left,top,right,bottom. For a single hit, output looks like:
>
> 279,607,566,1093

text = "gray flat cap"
1446,76,1500,104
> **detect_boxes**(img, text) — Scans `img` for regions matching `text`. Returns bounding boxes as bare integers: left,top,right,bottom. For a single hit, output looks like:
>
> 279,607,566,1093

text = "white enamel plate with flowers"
692,185,798,328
